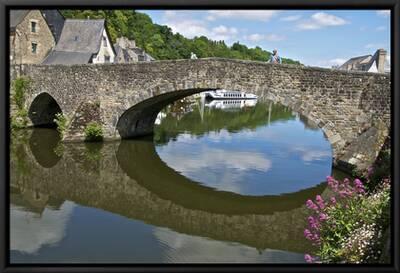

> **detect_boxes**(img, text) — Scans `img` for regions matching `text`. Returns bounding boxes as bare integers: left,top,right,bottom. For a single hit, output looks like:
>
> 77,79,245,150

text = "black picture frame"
0,0,399,272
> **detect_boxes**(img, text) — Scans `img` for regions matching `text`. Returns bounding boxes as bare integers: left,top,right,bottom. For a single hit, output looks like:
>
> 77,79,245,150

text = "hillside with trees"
61,10,301,64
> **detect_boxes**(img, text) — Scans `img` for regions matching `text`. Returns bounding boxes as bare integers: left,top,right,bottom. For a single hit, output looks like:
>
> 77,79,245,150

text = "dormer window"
103,36,107,47
31,21,37,33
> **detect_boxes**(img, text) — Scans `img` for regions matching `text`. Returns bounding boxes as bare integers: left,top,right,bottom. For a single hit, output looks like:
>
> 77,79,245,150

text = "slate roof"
10,10,30,29
339,54,371,70
42,51,93,65
10,10,65,43
54,19,105,53
41,10,65,42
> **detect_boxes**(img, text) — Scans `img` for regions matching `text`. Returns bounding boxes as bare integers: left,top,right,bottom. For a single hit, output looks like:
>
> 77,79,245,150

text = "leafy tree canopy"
61,10,301,64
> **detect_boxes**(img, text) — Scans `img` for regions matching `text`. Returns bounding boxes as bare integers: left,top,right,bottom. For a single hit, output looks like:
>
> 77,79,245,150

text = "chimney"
376,48,387,73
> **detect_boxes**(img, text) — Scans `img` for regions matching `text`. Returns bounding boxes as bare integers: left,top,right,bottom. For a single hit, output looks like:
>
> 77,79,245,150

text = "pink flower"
319,213,328,221
330,196,336,205
304,254,314,263
315,195,326,209
306,199,319,211
304,229,313,240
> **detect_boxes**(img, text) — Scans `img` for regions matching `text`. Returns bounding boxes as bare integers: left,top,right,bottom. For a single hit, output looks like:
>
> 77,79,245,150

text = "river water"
10,94,346,263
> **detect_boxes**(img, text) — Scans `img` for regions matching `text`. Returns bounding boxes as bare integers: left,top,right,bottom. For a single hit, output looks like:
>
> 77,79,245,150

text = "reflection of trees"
154,101,295,145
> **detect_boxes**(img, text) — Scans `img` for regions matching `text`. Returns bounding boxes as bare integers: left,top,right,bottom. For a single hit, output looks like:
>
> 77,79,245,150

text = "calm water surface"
10,95,345,263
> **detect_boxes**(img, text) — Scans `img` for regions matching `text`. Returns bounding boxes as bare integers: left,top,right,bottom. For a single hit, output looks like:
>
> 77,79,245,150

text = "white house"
337,49,388,74
42,19,115,65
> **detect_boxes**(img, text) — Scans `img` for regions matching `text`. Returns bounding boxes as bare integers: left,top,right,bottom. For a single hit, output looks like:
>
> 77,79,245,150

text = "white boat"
205,99,257,110
202,90,258,100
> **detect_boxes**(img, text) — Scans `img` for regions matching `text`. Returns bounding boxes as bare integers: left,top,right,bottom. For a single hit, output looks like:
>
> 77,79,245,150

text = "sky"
139,10,391,67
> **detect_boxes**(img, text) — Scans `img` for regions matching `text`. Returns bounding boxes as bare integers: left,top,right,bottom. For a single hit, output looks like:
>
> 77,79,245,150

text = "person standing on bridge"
269,49,282,64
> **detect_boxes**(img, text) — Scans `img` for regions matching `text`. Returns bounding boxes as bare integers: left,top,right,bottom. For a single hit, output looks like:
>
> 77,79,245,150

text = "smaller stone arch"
28,92,62,127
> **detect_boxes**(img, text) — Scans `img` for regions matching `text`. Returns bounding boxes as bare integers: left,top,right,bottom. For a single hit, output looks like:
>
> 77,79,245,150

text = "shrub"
304,176,390,264
84,122,103,142
54,113,68,137
12,77,30,110
11,109,28,129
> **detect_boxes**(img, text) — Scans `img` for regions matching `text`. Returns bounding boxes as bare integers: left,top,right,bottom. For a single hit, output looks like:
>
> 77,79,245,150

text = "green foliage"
61,10,301,64
54,113,68,137
11,77,30,129
84,122,104,142
12,77,30,110
317,182,390,263
11,109,28,129
54,142,65,157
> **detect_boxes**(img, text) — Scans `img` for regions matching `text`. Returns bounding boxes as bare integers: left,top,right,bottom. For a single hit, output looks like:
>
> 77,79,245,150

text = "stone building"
113,36,155,63
338,48,389,73
42,19,115,65
10,10,65,64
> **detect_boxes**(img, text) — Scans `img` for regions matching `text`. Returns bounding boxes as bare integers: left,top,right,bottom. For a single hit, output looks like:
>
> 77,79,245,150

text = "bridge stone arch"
28,92,63,127
14,58,390,171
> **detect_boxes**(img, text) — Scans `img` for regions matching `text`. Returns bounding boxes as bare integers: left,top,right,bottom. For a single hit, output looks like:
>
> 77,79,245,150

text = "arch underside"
116,88,213,139
28,93,62,127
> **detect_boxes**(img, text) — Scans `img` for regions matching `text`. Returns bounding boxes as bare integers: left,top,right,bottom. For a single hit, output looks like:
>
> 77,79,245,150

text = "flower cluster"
304,176,366,263
340,222,382,263
303,174,391,264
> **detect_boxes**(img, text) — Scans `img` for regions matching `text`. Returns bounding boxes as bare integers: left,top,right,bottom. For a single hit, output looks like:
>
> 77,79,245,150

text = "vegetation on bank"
304,146,391,264
54,113,68,138
11,77,30,129
84,122,104,142
61,10,301,65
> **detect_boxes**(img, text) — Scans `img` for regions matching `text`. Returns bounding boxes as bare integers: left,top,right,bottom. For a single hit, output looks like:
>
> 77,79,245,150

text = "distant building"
10,10,64,64
337,49,389,73
113,37,155,63
42,19,115,65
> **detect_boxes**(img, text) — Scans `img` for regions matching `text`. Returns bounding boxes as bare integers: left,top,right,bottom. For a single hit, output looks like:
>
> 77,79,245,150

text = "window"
31,42,37,54
74,36,78,41
103,36,107,47
31,21,37,33
105,55,110,63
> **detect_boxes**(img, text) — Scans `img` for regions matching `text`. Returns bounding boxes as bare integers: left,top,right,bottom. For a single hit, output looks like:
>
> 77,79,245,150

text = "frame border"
1,0,399,272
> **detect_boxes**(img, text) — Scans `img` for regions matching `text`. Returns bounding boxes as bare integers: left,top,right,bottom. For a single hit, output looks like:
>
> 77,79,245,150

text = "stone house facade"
10,10,64,64
114,37,154,63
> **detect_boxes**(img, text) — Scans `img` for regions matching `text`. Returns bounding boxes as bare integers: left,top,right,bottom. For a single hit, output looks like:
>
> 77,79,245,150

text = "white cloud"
375,26,386,31
211,25,238,40
297,12,349,30
280,15,302,21
365,43,385,49
11,201,75,254
247,33,264,42
154,227,305,263
329,58,347,66
162,11,238,41
207,10,279,22
376,10,390,17
246,33,285,42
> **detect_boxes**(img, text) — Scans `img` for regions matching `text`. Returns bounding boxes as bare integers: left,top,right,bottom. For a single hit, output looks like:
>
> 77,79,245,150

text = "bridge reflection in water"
10,98,346,263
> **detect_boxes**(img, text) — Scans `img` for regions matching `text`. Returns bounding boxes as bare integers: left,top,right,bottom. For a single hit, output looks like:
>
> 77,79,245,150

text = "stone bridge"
13,58,390,171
